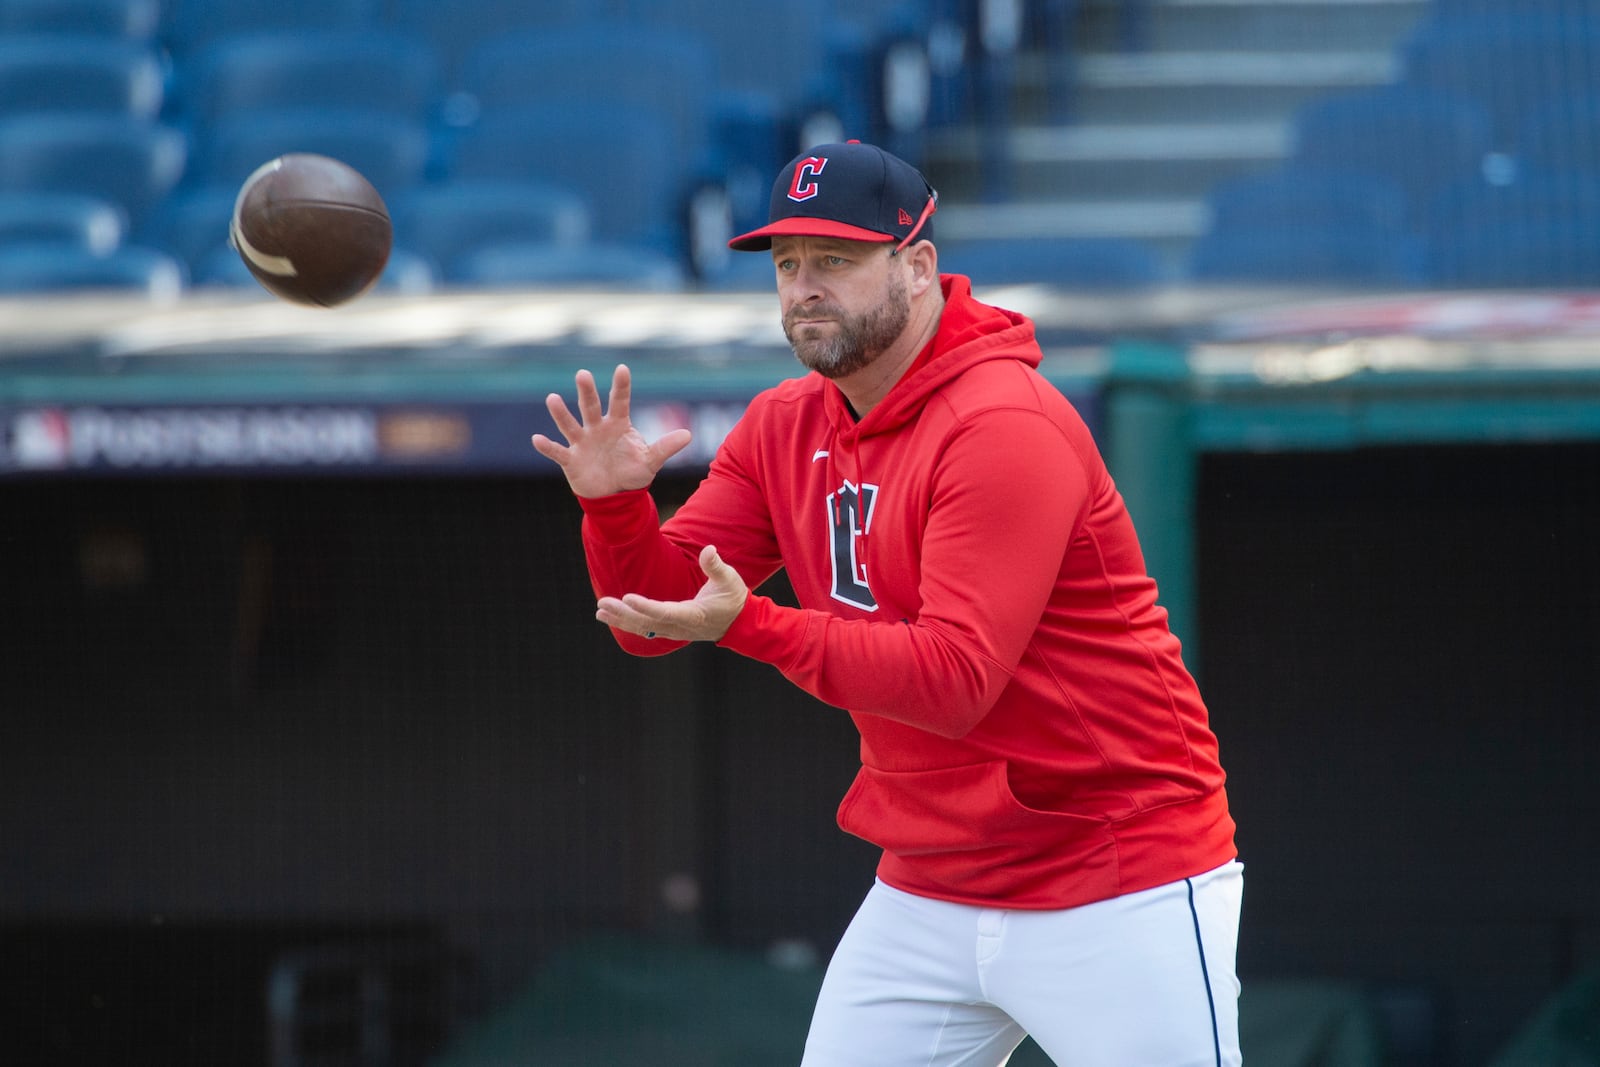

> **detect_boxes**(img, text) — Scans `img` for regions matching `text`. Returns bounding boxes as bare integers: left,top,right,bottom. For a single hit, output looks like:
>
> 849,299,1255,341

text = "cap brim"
728,216,897,252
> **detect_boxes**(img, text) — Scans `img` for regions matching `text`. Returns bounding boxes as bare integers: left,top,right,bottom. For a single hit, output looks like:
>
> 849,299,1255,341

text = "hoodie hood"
826,274,1039,439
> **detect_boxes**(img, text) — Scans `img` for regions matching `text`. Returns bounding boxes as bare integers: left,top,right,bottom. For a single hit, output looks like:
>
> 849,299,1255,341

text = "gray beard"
784,275,911,380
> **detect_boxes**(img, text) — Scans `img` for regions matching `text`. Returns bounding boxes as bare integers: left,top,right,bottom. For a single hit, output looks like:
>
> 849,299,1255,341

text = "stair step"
1058,49,1396,123
928,120,1287,200
929,0,1436,276
939,199,1210,241
937,199,1209,275
1074,50,1397,89
1011,120,1289,160
1009,47,1395,124
1078,0,1431,54
1068,79,1377,125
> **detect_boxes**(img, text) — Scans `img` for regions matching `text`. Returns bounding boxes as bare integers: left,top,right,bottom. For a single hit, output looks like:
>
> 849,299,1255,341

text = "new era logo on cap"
729,141,937,253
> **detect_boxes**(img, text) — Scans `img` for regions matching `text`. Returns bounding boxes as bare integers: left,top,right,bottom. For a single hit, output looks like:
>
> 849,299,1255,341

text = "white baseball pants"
801,860,1244,1067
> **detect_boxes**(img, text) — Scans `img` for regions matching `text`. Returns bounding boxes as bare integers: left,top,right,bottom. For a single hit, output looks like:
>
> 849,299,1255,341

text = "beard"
783,271,910,379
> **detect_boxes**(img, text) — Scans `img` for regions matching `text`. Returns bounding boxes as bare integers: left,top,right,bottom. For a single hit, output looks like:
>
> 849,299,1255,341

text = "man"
532,141,1242,1066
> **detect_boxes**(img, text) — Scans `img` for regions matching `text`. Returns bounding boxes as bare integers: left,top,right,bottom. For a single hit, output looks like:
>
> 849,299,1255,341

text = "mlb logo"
7,409,71,469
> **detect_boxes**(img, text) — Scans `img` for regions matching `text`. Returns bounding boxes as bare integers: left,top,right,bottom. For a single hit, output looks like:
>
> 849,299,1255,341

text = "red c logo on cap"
789,157,827,202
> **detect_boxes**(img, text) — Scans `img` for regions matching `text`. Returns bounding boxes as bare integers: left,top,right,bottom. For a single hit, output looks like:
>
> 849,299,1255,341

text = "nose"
782,260,826,305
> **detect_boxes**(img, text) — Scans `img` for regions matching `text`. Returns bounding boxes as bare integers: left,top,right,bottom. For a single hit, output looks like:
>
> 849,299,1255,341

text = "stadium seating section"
0,0,159,39
0,0,1598,294
1192,0,1600,288
0,0,969,295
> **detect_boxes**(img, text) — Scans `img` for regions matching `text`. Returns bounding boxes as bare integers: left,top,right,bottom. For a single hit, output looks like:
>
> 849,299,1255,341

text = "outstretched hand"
595,544,749,643
531,364,693,498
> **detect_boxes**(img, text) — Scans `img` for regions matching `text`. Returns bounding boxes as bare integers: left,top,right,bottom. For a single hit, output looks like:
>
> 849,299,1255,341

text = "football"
230,153,392,307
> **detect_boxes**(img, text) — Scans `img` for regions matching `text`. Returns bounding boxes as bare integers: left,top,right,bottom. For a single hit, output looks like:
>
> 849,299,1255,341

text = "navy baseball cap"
728,141,938,253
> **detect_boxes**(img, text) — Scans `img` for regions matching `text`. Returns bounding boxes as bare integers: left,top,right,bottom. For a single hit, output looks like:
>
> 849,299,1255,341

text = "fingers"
699,544,749,613
535,364,679,486
596,593,675,639
650,427,694,468
609,363,632,423
529,432,569,465
575,368,603,426
596,589,707,640
547,365,630,439
544,390,582,440
597,547,746,644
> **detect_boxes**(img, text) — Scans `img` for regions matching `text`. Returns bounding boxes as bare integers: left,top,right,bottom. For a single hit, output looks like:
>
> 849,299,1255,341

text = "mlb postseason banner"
0,398,761,477
0,289,1106,479
20,286,1600,479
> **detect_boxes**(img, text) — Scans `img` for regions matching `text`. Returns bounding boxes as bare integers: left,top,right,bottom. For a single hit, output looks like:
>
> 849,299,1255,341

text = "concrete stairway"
928,0,1434,277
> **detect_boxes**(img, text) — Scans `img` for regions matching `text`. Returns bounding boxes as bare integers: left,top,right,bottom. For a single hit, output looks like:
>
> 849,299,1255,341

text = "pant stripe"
1186,876,1223,1067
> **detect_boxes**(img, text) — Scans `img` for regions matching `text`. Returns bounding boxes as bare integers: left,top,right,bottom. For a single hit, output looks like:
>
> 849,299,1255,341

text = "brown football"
230,153,392,307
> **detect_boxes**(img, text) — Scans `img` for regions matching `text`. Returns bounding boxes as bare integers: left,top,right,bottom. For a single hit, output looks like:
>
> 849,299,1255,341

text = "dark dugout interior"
2,441,1597,1063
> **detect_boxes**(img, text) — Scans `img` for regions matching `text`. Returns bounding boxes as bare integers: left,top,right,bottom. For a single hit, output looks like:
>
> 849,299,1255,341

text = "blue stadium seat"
388,180,592,282
1418,0,1600,33
835,0,1022,144
1290,86,1495,224
1428,172,1600,231
456,23,717,159
791,21,878,151
452,241,688,291
1204,167,1410,235
175,30,439,124
383,0,594,82
0,36,165,119
938,236,1165,288
1401,16,1600,143
1516,93,1600,178
190,109,430,193
697,249,778,292
1423,174,1600,287
1191,166,1422,286
191,241,437,296
0,190,124,253
837,0,936,30
137,184,237,273
380,247,443,296
0,242,183,296
445,103,684,251
0,115,186,228
0,0,160,39
1430,0,1594,7
617,0,832,107
451,14,789,228
1424,221,1600,288
1186,228,1425,286
705,90,786,210
1028,0,1083,122
160,0,380,56
784,0,1014,152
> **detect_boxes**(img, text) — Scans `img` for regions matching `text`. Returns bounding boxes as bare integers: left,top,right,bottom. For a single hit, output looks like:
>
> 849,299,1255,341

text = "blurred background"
2,0,1599,1064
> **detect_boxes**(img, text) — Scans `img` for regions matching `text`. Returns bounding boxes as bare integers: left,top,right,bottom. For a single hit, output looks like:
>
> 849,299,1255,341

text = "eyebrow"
772,240,864,257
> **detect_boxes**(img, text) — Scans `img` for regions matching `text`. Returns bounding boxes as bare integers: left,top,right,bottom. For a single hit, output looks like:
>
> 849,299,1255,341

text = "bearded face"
783,266,911,379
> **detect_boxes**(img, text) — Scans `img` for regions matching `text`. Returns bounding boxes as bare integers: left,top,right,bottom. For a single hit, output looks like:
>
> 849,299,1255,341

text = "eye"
825,255,846,267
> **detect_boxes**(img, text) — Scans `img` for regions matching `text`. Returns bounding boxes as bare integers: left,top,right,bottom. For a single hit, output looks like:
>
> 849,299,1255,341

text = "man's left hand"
595,545,749,642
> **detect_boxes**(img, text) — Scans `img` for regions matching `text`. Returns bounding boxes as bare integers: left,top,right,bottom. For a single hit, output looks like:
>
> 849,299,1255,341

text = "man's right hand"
531,364,693,498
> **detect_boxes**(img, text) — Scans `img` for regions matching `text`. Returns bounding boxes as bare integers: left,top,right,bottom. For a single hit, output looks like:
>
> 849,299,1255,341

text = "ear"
906,239,939,296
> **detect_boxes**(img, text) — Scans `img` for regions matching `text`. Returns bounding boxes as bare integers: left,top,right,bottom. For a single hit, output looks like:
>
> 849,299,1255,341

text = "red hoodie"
577,275,1236,909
